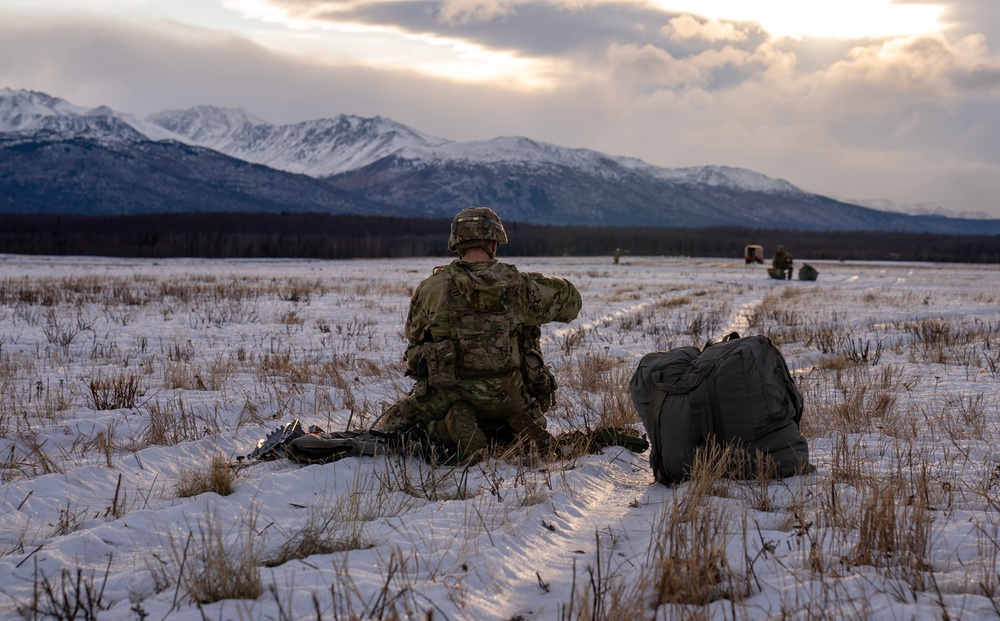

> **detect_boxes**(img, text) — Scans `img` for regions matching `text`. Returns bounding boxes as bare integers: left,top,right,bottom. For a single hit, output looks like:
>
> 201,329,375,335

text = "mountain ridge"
0,88,810,193
146,103,807,195
1,87,997,235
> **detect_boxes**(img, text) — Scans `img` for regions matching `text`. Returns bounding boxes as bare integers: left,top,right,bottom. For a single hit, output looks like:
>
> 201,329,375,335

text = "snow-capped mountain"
2,87,997,234
144,106,451,177
144,104,804,194
0,88,146,141
0,87,803,194
838,196,996,221
0,89,409,217
662,165,802,194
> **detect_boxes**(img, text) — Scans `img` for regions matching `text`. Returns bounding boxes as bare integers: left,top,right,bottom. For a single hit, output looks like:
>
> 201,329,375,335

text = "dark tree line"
1,212,999,263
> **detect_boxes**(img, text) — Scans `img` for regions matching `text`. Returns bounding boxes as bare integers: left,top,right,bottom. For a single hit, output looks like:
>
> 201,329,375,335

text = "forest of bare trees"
1,212,998,263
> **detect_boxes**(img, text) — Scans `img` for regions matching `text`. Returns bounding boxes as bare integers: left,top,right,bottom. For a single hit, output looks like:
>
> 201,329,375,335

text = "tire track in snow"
547,284,771,348
547,286,721,346
468,452,655,620
467,279,768,617
721,291,766,339
547,299,660,343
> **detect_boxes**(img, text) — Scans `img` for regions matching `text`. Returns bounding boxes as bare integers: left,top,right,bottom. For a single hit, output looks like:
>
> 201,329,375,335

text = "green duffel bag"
630,333,810,484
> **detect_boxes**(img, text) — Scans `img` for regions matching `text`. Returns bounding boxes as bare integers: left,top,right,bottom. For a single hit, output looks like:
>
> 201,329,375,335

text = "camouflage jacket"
772,249,793,269
404,259,582,386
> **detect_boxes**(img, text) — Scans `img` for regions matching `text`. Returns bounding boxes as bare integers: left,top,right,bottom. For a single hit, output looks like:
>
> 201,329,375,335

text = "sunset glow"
654,0,946,39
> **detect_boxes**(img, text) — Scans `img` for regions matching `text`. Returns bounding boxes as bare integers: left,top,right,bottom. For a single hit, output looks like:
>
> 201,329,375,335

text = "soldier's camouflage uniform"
381,257,582,444
771,245,794,280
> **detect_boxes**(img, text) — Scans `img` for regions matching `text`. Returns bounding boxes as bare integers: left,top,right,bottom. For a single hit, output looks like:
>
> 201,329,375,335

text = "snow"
0,88,802,194
0,88,92,131
835,196,997,221
144,109,452,177
673,165,803,194
0,253,999,620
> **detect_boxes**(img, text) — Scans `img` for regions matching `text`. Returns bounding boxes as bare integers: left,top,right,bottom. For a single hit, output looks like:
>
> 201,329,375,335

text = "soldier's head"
448,207,508,259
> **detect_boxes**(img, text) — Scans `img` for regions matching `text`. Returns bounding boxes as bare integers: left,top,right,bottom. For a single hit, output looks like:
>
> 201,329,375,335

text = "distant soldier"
380,207,583,462
772,245,794,280
613,248,621,265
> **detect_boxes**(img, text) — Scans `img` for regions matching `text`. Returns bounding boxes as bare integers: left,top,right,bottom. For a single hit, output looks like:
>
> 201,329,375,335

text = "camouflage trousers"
379,373,547,447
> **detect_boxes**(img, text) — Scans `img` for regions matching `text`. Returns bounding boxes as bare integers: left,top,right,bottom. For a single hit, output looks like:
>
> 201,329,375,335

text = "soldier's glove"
556,427,649,456
506,408,555,449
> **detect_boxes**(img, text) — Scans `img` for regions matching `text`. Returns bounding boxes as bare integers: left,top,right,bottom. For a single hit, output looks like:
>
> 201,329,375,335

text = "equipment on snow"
629,332,810,484
238,420,307,463
284,429,401,464
744,244,764,264
236,419,648,467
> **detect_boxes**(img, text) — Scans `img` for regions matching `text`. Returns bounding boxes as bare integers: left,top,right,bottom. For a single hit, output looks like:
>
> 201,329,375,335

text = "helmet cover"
447,207,508,252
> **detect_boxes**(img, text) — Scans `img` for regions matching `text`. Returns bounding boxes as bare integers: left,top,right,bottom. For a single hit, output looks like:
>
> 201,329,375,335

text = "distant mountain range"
2,87,998,234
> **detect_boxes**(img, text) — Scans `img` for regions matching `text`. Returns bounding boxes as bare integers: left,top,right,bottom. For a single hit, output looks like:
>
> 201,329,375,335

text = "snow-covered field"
0,253,998,620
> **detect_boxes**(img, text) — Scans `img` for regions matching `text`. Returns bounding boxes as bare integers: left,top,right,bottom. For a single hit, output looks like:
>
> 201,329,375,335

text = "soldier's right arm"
403,272,452,376
520,273,583,325
403,294,427,377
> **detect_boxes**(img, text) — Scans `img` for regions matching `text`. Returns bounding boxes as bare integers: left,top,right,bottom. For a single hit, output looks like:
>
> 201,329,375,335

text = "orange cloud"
662,14,747,43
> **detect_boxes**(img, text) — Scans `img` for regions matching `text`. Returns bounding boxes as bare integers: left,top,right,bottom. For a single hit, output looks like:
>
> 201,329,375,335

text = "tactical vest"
445,264,520,379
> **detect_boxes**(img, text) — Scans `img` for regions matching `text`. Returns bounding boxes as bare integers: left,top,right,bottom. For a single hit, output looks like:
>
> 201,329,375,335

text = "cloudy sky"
3,0,1000,218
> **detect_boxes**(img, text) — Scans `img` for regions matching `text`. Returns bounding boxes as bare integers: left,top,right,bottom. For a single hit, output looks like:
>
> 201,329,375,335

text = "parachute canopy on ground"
798,263,819,281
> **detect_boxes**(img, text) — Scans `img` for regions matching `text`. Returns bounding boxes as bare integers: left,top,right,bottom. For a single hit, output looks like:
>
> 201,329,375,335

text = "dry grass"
85,370,146,410
554,270,1000,620
264,465,415,567
555,354,643,432
263,499,372,567
142,398,205,447
150,508,262,605
560,445,752,620
16,558,113,621
4,261,1000,620
797,364,909,436
647,500,748,608
174,454,235,498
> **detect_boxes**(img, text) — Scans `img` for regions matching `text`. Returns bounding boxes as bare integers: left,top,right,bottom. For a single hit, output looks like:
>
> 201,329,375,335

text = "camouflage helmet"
447,207,508,253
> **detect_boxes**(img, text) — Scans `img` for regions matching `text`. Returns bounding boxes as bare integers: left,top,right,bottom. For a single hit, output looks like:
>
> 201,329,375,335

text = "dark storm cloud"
347,0,777,96
265,0,769,63
355,1,666,57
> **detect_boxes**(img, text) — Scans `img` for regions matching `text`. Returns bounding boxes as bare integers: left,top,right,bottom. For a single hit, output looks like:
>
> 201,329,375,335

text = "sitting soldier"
379,207,583,462
772,244,794,280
